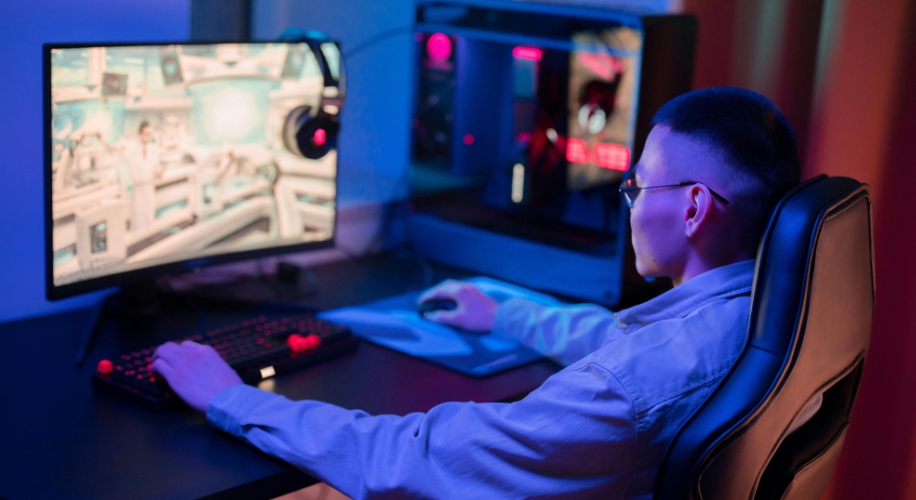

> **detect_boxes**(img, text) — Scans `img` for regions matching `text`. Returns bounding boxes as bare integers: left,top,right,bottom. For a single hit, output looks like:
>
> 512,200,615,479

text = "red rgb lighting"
595,143,630,171
313,128,327,146
463,134,475,145
512,46,542,61
566,138,588,164
97,359,113,375
427,33,452,64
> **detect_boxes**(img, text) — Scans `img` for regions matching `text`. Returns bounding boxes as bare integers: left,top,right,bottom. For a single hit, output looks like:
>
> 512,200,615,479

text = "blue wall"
252,0,416,207
0,0,191,323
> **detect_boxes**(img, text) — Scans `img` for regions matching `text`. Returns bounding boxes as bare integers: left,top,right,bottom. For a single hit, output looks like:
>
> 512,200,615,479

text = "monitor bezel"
43,40,340,301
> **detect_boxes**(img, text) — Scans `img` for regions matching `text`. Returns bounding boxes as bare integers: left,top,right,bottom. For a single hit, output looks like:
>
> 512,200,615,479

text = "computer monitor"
44,40,344,300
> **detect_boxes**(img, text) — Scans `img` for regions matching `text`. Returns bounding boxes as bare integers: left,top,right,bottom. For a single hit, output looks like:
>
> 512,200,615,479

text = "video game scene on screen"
49,43,339,286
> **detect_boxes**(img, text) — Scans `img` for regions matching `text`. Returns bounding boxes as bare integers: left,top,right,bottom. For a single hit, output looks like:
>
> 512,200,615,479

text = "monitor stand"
74,280,161,367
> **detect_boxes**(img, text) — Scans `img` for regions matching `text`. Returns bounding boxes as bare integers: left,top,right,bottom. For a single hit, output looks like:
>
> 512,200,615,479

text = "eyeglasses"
619,178,731,209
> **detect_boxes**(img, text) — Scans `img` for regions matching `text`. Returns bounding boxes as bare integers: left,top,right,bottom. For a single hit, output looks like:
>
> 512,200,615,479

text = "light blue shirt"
207,260,755,499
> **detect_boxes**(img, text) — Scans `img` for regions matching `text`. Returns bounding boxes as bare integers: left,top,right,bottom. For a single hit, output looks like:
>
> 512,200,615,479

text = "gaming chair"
654,175,874,499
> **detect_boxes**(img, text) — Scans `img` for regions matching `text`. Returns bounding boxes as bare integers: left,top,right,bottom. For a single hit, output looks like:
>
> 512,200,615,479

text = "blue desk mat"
319,277,559,377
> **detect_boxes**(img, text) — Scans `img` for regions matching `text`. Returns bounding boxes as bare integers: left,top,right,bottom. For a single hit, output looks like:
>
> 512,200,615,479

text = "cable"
74,293,114,367
343,25,416,59
278,25,415,59
391,248,435,291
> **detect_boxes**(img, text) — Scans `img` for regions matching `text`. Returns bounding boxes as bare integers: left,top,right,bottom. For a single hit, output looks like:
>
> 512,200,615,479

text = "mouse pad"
318,277,559,377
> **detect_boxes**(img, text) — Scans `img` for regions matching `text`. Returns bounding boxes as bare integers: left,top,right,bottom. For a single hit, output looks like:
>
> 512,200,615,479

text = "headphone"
278,29,345,160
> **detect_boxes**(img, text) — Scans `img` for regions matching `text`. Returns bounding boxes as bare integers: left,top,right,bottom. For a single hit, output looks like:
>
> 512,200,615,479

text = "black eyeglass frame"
619,178,731,208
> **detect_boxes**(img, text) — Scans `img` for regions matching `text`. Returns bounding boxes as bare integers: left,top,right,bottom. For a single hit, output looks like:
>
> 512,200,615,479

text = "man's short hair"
651,87,801,250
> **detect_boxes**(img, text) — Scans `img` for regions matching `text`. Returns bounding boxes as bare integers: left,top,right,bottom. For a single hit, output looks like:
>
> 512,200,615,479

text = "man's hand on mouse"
151,341,243,413
418,280,499,332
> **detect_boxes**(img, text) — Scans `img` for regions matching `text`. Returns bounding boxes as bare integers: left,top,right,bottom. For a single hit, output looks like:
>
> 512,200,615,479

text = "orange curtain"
682,0,916,498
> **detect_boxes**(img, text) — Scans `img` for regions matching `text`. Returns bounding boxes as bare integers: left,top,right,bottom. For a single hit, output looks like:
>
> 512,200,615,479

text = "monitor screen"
46,42,341,298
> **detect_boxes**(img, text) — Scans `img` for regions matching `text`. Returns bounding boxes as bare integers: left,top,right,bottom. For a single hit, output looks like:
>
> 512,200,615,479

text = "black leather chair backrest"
654,175,875,500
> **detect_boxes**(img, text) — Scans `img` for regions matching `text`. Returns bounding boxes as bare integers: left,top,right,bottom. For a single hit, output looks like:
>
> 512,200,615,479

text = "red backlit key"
288,334,322,352
97,359,113,375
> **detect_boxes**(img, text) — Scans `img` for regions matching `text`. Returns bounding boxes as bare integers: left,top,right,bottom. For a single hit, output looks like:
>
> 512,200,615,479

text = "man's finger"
425,309,461,325
423,311,442,322
418,281,467,303
151,358,175,380
201,344,224,363
153,341,184,362
418,286,452,303
181,340,206,352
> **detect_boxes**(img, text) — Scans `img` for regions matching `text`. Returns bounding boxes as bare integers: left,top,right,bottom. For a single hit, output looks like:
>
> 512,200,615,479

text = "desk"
0,255,561,499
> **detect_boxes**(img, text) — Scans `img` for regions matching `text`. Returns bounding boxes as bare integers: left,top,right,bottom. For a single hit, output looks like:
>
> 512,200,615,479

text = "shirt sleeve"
492,298,625,366
208,359,637,500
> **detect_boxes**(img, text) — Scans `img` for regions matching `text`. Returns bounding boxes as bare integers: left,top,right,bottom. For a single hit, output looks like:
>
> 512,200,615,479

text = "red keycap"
97,359,114,375
288,333,322,352
287,335,301,351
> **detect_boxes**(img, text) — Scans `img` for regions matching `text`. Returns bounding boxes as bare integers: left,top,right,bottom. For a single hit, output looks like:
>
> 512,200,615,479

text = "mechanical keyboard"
92,314,357,410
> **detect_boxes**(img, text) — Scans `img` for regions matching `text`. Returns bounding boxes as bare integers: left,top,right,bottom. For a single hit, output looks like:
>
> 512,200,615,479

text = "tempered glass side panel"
409,6,644,254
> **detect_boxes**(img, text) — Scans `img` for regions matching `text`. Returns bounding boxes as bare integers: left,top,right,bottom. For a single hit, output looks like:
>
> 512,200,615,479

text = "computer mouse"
417,298,458,316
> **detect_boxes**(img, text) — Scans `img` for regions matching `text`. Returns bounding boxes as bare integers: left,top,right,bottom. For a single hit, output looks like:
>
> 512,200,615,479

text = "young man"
152,87,801,498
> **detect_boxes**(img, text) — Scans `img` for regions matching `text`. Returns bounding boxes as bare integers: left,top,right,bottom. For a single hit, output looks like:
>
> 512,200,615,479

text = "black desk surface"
0,256,561,499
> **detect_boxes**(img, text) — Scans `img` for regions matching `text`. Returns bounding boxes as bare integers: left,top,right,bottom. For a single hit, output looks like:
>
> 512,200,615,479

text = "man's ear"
684,184,712,238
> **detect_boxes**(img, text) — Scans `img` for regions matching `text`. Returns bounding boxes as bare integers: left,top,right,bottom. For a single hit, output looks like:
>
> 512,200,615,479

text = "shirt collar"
615,259,756,330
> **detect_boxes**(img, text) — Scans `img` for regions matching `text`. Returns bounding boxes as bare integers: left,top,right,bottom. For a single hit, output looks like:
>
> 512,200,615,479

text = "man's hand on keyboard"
418,280,499,332
152,341,243,413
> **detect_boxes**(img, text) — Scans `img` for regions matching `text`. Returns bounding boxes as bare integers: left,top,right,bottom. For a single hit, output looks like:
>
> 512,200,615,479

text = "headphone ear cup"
282,105,311,157
296,110,337,160
282,105,338,160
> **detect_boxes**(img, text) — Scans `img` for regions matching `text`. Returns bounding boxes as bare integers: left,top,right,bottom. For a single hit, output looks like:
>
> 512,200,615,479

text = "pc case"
408,0,695,307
